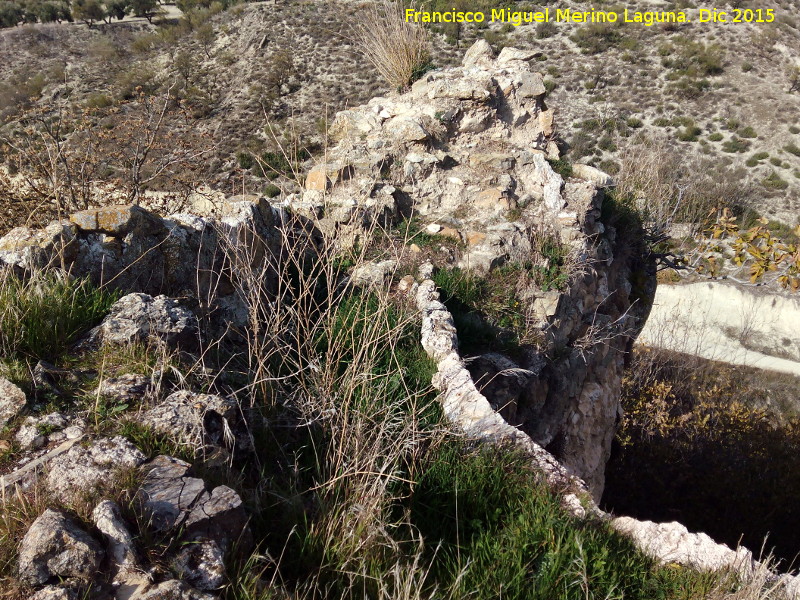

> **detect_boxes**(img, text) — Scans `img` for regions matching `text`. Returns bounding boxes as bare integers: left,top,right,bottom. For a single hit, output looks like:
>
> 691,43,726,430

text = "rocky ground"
4,41,799,599
1,0,800,595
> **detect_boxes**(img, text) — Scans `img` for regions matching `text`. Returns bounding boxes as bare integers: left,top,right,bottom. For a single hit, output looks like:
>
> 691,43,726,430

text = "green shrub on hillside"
784,142,800,157
762,170,789,190
721,136,750,153
571,22,627,55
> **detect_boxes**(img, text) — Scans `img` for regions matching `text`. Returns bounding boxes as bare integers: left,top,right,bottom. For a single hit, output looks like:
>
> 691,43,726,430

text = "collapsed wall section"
284,39,655,496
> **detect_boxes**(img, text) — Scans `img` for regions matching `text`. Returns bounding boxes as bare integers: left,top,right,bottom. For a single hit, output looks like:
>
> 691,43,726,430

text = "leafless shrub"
616,133,756,237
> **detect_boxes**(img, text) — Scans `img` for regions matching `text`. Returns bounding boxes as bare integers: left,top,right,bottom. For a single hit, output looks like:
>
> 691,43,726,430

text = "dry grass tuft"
353,0,431,91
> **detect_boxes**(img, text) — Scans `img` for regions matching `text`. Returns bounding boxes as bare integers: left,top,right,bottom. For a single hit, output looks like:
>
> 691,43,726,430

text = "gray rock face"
46,437,146,504
137,456,250,549
173,539,227,591
138,456,206,532
136,455,250,592
350,260,397,288
183,485,250,551
98,294,199,348
18,509,104,585
140,390,251,456
0,377,26,428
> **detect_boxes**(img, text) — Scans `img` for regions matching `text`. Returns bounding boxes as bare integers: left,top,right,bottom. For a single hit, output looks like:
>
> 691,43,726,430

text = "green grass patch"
432,267,527,354
408,441,720,599
0,270,119,361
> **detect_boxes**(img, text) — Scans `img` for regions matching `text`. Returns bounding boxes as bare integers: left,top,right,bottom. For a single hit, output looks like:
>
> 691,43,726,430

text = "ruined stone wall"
0,39,656,498
0,197,282,330
283,38,655,496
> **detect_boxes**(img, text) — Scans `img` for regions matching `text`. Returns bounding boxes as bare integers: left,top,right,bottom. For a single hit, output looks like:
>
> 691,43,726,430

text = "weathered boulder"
97,294,199,348
496,46,539,64
92,500,140,581
0,222,77,268
46,437,146,504
572,163,614,188
70,206,165,238
0,377,26,428
139,390,251,456
138,455,250,550
18,509,104,585
136,454,250,591
183,484,251,551
15,413,80,450
350,259,397,288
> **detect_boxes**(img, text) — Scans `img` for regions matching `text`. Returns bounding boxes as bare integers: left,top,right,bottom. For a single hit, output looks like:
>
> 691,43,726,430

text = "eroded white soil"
639,281,800,376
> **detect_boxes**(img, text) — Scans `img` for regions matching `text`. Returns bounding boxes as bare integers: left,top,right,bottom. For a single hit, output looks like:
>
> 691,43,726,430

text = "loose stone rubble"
46,437,147,504
139,390,252,458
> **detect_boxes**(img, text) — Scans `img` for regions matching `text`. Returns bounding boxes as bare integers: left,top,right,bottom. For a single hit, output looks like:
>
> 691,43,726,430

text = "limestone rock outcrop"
46,436,146,504
96,293,199,348
139,390,252,458
137,455,251,590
